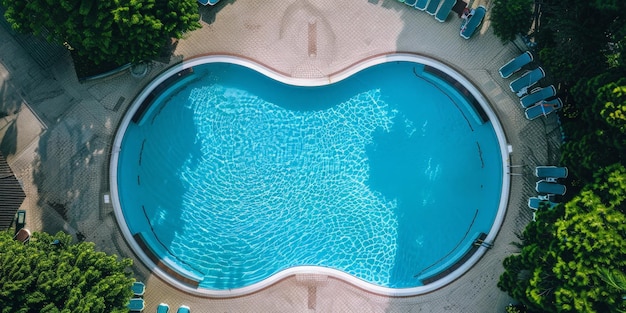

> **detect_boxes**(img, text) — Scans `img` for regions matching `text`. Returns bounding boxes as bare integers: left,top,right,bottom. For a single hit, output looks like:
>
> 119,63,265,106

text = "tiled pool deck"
0,0,563,312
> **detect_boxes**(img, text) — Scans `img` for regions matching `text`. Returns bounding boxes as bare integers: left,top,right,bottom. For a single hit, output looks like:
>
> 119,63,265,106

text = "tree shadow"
31,118,107,236
0,80,23,157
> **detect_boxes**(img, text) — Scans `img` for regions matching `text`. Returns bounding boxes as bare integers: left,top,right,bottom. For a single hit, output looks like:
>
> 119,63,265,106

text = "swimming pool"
110,55,509,297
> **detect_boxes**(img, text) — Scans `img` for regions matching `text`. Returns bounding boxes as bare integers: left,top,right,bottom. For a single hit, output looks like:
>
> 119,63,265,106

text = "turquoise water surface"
117,61,503,290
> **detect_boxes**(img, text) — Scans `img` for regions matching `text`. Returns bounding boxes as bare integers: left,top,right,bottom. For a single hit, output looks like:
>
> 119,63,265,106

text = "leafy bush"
0,231,135,313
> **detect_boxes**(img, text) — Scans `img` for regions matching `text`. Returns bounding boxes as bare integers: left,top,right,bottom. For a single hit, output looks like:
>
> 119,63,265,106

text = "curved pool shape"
110,55,510,297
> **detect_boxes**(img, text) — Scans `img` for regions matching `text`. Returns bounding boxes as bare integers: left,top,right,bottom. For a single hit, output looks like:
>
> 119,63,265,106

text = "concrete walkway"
0,0,562,312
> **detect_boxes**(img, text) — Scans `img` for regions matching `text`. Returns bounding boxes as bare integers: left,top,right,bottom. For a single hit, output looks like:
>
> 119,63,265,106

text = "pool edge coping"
109,53,511,298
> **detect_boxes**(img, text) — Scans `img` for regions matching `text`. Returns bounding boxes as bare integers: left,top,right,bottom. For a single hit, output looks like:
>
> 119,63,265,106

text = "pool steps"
132,68,197,126
420,65,488,125
134,232,203,287
419,232,488,284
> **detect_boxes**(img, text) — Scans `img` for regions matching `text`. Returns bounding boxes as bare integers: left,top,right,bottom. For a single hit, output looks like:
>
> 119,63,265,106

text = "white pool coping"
109,53,511,298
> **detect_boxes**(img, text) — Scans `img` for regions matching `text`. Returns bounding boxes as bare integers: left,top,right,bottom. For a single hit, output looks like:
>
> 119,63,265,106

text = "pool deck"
0,0,562,312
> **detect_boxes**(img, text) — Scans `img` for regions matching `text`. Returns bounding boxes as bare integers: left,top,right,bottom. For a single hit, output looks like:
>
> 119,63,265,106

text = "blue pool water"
117,61,503,290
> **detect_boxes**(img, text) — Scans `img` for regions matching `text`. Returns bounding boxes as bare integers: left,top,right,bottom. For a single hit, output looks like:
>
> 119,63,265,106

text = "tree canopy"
490,0,534,42
0,0,201,65
0,231,134,313
498,0,626,311
498,164,626,313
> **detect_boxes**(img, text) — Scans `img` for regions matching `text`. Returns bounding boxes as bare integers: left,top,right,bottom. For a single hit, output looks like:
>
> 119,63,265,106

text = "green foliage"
0,231,134,313
505,303,526,313
498,165,626,313
599,84,626,133
561,77,626,184
490,0,534,42
0,0,201,65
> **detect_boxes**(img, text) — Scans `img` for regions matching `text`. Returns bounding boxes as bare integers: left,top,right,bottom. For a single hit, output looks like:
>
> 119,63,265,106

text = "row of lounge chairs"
128,282,190,313
528,166,568,220
128,282,146,312
158,304,190,313
399,0,460,22
395,0,486,39
129,300,190,312
498,51,563,119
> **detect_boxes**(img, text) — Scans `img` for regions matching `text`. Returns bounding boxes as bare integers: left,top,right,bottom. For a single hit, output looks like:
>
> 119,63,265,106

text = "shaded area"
421,232,487,284
423,65,488,123
0,7,68,70
0,151,26,230
131,67,195,124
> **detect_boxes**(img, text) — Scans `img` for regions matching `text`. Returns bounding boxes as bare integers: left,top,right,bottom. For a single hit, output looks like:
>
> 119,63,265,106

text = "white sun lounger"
459,6,486,39
435,0,457,22
415,0,430,10
536,180,567,195
510,67,545,95
528,197,559,210
499,51,533,78
426,0,442,15
535,166,568,180
520,85,556,108
525,98,563,120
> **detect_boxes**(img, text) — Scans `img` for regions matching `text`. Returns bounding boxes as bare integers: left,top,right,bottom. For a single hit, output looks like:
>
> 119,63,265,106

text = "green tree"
490,0,534,42
561,77,626,184
0,0,201,65
498,164,626,313
0,231,134,313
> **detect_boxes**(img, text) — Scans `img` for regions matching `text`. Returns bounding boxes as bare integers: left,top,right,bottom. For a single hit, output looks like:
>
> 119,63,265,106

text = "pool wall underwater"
110,54,511,297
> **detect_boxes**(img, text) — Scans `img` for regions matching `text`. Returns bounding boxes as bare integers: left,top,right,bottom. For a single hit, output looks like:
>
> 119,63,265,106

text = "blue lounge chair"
197,0,219,5
128,298,145,312
536,180,567,196
415,0,430,10
405,0,417,6
426,0,442,15
460,6,486,39
435,0,457,22
528,197,559,210
157,303,170,313
176,305,191,313
535,166,568,180
499,51,533,78
524,98,563,120
131,281,145,297
509,67,545,96
519,85,556,108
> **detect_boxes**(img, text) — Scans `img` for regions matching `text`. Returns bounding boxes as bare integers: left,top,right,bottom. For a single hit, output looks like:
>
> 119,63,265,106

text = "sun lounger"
157,303,170,313
528,197,559,210
176,305,191,313
131,281,145,297
197,0,219,5
435,0,457,22
536,180,567,195
499,51,533,78
128,298,145,312
405,0,417,5
509,67,545,95
415,0,430,10
524,98,563,120
426,0,442,15
460,6,486,39
519,85,556,108
535,166,568,180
